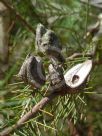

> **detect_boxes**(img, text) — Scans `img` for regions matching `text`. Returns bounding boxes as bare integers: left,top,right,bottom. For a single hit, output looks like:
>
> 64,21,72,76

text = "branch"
0,55,94,135
66,43,97,61
0,0,36,34
66,52,93,61
0,93,57,136
80,0,102,9
66,52,102,66
0,85,73,136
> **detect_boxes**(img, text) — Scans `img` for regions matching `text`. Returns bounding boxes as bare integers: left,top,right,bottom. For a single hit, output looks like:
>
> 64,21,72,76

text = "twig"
66,40,98,61
7,21,15,33
0,93,58,136
66,52,93,61
66,52,102,66
0,83,73,136
0,0,36,34
80,0,102,9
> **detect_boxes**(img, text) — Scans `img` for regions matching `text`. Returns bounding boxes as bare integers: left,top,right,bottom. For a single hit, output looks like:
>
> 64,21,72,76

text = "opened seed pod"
18,54,46,89
64,60,92,89
48,64,65,91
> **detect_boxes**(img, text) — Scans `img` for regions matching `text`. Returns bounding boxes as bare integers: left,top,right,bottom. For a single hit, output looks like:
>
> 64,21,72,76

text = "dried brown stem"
0,83,77,136
0,93,58,136
0,0,36,34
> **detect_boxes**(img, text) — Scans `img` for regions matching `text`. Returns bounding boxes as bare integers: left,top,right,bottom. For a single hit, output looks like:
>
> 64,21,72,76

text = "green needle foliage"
0,0,102,135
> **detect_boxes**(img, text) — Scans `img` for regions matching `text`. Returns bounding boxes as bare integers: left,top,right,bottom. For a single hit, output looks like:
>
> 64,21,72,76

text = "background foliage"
0,0,102,135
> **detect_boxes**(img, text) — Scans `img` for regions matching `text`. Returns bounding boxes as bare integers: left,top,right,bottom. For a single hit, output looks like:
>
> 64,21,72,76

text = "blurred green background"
0,0,102,135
